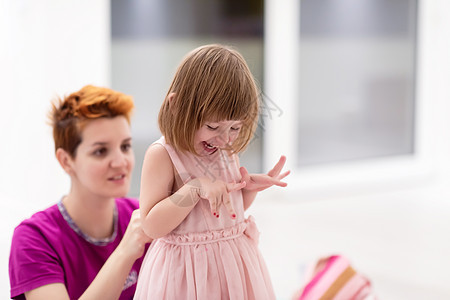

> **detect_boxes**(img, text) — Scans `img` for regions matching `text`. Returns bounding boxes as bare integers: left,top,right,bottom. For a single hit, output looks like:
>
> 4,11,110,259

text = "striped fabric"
296,255,376,300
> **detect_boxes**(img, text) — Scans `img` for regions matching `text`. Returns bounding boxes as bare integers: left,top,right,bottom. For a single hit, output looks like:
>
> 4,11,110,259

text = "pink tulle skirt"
134,217,275,300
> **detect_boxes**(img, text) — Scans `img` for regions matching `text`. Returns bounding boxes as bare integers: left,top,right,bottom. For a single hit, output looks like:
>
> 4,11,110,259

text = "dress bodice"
154,136,245,235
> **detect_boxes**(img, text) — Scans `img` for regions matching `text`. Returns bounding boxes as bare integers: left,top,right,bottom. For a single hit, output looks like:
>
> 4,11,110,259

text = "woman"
9,85,152,299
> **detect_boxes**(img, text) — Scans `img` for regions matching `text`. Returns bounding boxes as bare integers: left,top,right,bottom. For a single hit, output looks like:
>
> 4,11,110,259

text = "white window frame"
263,0,450,200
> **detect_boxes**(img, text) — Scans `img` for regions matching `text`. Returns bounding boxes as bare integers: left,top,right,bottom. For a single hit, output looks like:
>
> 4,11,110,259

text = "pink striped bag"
293,255,377,300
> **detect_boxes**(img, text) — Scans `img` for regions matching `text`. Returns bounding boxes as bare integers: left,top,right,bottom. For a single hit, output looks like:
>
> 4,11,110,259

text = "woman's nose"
110,151,127,168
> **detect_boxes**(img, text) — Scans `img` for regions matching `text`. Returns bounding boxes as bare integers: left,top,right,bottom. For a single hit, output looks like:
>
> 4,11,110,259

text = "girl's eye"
206,125,218,130
231,127,241,131
121,143,132,152
93,148,107,156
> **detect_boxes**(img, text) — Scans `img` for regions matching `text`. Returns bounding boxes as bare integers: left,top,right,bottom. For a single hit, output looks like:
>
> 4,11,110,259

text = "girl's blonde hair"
49,85,134,157
159,44,260,154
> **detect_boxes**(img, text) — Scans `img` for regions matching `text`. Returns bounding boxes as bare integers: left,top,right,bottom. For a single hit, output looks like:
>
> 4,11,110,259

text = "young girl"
135,44,289,300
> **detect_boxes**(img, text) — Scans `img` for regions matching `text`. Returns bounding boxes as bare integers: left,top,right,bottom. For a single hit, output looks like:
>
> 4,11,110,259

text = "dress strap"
153,136,193,184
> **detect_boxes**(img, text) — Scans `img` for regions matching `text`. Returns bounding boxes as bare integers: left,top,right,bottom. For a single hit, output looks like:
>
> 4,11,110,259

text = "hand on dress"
239,155,290,192
196,177,246,219
117,209,153,261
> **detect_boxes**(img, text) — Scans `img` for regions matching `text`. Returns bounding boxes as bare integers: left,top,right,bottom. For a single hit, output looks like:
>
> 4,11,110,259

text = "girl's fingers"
262,176,287,187
254,175,288,189
222,192,236,219
267,155,287,177
204,179,250,218
227,181,246,192
210,195,218,216
215,195,222,218
210,192,236,219
278,170,291,180
239,166,249,181
273,179,288,187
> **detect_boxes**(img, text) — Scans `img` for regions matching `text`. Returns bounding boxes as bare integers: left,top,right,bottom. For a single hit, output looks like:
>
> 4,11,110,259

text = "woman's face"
69,116,135,200
193,120,242,156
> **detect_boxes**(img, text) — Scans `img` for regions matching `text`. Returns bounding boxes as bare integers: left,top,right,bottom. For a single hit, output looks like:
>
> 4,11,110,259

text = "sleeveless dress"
134,136,275,300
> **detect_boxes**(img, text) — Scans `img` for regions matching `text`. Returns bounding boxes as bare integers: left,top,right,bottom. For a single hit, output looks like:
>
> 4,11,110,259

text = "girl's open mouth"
202,141,218,154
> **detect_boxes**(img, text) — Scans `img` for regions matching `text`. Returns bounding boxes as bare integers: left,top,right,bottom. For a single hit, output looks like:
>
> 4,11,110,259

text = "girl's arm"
242,188,259,211
139,144,197,239
240,155,290,210
140,145,246,239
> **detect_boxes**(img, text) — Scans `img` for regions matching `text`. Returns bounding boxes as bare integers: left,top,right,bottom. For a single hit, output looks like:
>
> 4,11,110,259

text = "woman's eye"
121,143,132,152
206,125,218,130
93,148,107,156
231,127,241,131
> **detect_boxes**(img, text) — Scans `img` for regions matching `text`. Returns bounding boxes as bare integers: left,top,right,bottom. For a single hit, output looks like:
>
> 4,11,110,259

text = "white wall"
0,0,110,297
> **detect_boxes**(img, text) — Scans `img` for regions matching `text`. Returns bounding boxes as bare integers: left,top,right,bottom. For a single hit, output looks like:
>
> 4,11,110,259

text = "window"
264,0,423,197
297,0,417,166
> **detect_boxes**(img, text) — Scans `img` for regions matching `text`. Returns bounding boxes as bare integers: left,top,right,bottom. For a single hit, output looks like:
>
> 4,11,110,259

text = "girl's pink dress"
134,137,275,300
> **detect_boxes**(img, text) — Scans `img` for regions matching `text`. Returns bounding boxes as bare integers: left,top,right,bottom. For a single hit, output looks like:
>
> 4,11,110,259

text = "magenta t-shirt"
9,198,145,299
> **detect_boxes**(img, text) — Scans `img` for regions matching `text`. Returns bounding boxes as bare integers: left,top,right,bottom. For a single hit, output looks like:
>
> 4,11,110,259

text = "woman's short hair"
158,44,260,154
49,85,134,157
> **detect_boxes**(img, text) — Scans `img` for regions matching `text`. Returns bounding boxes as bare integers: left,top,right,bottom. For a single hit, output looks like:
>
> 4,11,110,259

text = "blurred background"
1,0,450,299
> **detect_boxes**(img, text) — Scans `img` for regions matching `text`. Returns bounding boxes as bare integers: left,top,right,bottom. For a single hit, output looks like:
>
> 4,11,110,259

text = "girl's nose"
216,130,230,147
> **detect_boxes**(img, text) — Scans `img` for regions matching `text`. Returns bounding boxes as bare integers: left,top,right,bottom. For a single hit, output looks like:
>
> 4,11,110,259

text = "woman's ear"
55,148,74,174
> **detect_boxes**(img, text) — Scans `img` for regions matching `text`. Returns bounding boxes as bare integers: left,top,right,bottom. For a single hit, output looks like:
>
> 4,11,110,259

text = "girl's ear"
55,148,74,175
168,92,177,113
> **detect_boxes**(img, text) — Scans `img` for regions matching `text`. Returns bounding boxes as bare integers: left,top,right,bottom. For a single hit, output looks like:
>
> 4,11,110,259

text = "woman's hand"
239,155,290,192
117,209,152,261
195,177,246,219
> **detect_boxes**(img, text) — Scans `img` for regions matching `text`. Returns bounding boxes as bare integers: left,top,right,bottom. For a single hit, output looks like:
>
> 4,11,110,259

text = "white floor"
248,180,450,300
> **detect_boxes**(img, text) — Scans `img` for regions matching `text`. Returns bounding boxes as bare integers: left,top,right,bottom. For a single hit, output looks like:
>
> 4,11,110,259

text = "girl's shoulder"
148,136,177,160
141,138,176,183
144,141,173,167
144,136,177,166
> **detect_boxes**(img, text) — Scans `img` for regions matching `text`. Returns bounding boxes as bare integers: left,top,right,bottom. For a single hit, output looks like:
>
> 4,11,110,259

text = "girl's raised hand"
239,155,290,192
196,177,246,219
